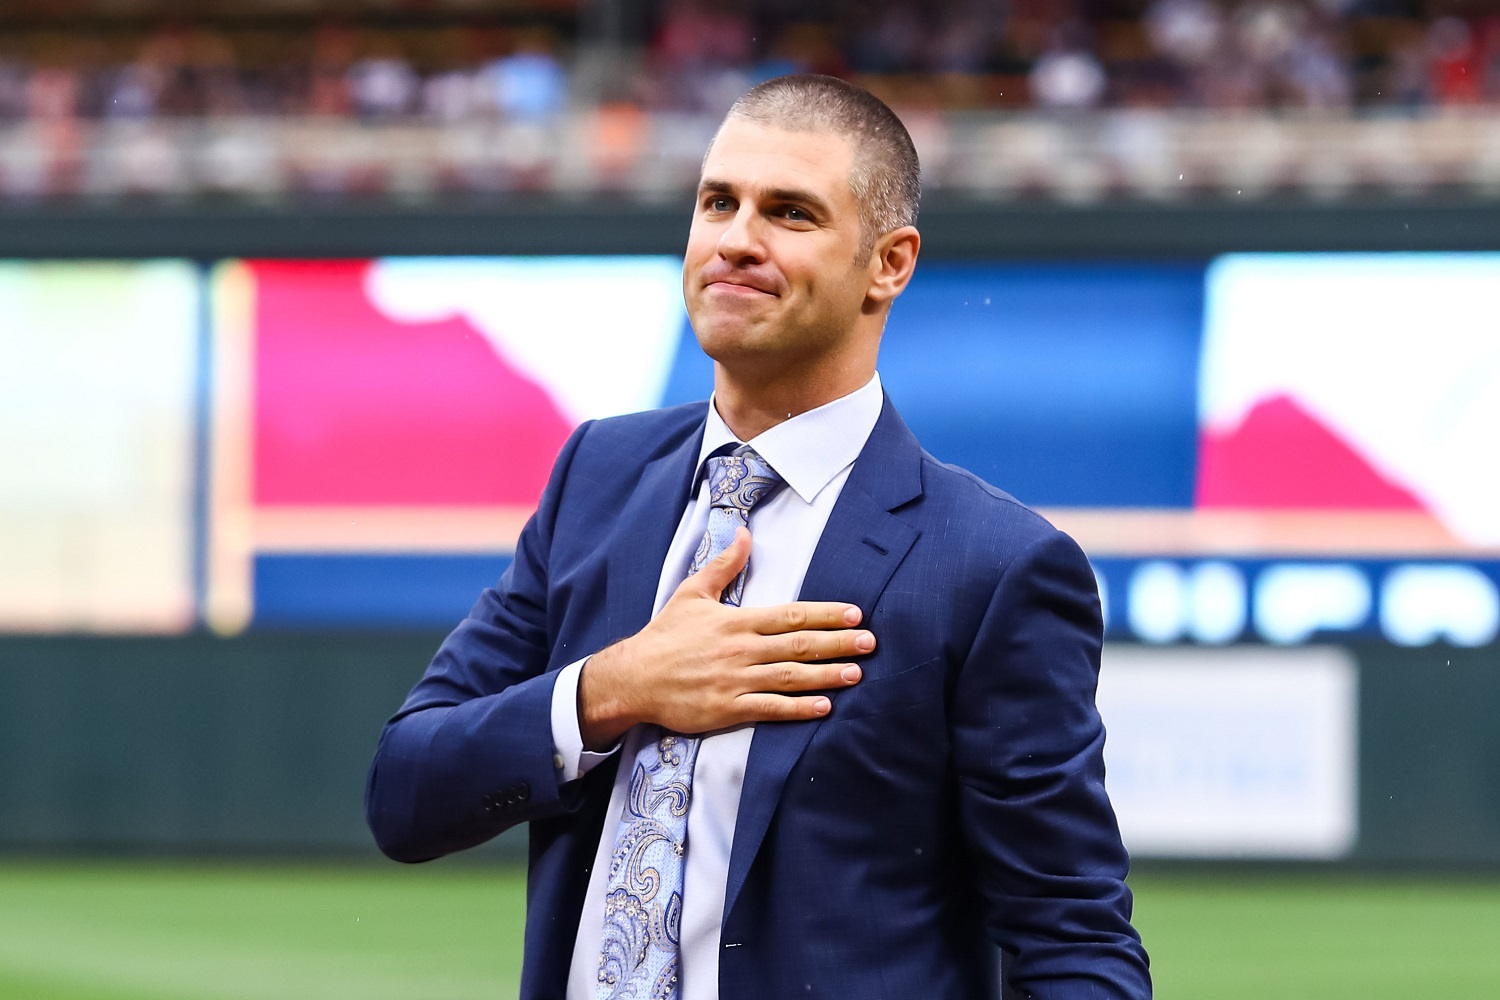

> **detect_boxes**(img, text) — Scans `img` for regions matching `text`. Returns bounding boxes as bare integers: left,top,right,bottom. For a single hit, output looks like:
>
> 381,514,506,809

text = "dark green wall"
1357,642,1500,866
0,632,518,860
1,634,1497,864
2,196,1498,260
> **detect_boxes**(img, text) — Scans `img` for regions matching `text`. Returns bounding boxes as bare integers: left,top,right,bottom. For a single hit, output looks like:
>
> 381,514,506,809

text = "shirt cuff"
549,656,621,783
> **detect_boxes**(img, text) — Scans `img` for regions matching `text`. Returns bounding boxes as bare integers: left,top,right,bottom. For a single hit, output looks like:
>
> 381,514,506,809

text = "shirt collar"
695,372,884,505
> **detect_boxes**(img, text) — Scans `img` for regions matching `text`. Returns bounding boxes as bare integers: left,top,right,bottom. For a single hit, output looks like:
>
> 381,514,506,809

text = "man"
367,75,1150,1000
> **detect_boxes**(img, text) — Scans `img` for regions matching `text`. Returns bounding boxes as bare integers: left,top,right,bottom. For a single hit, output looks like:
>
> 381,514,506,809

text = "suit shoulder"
916,452,1068,550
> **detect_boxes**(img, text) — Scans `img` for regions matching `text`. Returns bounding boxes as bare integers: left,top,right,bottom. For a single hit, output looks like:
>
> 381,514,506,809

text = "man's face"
683,118,875,376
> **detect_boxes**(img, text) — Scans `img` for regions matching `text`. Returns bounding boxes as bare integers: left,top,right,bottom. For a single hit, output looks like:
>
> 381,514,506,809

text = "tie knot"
704,446,785,514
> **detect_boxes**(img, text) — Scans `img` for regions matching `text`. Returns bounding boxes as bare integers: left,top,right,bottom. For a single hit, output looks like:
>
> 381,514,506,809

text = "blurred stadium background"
3,0,1500,997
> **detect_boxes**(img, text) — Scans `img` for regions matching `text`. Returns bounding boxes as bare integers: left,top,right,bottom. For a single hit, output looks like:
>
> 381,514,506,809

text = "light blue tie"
596,446,785,1000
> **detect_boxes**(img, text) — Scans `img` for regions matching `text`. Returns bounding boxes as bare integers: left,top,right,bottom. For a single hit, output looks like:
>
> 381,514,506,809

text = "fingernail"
855,632,875,651
814,697,831,715
841,665,861,683
843,606,861,625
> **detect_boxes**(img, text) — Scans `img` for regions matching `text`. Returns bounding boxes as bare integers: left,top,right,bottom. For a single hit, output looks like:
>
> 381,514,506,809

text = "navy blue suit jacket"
366,395,1151,999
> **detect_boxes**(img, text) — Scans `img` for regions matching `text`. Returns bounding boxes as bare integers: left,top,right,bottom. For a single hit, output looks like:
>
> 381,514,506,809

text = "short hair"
721,74,921,261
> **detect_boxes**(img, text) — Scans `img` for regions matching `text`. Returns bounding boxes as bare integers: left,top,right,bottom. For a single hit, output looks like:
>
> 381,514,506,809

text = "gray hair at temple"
722,74,921,261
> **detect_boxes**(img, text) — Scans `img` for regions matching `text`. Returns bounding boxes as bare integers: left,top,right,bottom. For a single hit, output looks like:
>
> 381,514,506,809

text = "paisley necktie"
596,446,785,1000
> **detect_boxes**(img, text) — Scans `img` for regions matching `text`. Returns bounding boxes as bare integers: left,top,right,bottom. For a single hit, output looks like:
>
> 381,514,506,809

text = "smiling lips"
701,271,780,297
709,282,775,297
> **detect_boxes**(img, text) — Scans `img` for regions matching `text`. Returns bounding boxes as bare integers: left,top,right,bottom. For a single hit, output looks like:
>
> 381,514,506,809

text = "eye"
778,204,816,225
706,195,733,213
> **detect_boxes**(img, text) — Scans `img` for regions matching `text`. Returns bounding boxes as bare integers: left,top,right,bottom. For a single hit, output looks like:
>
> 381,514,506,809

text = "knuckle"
783,604,807,629
777,664,798,689
790,633,812,657
735,695,764,724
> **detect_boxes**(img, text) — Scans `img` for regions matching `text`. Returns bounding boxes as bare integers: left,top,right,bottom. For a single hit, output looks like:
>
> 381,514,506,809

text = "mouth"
704,280,777,297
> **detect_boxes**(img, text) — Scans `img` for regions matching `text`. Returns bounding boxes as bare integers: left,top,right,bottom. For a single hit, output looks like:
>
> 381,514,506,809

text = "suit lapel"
602,412,706,645
723,396,925,924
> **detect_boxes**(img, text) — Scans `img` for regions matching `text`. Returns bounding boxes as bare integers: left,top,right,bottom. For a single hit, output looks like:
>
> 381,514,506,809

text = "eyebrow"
698,178,834,218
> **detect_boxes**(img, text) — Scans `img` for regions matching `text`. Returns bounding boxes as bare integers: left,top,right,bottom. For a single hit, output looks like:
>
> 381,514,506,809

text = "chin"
692,315,769,357
694,331,752,366
700,340,819,386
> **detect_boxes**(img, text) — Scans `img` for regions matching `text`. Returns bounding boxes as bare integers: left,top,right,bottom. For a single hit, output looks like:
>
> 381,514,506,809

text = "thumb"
683,526,750,599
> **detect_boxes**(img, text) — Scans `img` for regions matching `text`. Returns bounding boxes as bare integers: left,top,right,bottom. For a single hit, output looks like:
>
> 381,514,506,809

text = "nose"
716,205,765,264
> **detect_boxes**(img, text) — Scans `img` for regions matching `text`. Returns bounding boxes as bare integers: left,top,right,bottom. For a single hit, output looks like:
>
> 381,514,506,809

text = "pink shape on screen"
252,259,575,506
1197,394,1427,510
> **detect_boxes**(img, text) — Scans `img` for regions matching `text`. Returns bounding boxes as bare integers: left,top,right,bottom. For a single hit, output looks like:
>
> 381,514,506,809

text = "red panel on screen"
1196,394,1426,510
251,259,573,506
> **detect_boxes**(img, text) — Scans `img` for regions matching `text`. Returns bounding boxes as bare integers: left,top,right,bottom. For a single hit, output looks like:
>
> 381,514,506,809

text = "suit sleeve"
952,527,1152,999
365,420,594,863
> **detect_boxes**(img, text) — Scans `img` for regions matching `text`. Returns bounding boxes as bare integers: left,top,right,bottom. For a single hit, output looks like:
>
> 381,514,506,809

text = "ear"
865,225,921,307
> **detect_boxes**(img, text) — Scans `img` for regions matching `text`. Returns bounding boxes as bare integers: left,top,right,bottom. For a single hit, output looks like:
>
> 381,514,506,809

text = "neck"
712,360,874,440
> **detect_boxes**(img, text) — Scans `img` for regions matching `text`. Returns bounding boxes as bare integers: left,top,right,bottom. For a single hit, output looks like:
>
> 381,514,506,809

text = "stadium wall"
3,197,1497,866
4,196,1500,259
0,634,1495,865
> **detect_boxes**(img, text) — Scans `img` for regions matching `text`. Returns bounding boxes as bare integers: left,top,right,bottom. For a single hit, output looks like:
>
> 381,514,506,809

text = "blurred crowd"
4,1,1500,202
2,1,1500,124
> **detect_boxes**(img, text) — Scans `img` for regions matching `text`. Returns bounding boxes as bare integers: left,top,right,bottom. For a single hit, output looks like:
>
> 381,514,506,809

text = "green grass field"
1,862,1497,999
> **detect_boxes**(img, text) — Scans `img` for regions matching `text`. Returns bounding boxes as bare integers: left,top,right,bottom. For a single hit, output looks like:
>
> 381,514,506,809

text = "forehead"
699,118,859,204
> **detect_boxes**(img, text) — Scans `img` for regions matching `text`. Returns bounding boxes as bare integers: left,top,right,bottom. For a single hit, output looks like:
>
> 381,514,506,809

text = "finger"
763,628,876,663
749,661,862,693
733,692,834,724
750,601,863,635
679,526,751,600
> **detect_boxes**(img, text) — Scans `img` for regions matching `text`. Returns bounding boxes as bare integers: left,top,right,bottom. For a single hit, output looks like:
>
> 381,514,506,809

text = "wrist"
578,642,641,751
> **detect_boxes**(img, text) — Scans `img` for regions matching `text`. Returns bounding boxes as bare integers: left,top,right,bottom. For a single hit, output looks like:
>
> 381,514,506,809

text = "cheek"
804,266,867,314
682,234,710,274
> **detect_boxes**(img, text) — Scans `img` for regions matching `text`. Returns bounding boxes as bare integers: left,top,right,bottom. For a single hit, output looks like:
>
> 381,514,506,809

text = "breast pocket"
827,654,946,722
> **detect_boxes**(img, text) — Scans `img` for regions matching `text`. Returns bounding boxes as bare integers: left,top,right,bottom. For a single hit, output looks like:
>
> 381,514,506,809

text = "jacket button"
515,782,530,802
